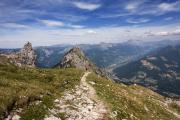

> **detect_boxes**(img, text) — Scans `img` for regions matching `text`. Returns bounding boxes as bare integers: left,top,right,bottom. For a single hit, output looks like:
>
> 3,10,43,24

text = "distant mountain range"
26,40,180,69
1,40,180,69
114,45,180,98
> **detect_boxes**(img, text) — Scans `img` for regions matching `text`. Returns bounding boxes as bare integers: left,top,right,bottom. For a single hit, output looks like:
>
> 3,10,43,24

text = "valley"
114,45,180,98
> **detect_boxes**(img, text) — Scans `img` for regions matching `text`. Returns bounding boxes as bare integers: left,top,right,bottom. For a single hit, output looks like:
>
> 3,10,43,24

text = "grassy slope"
0,55,179,120
87,73,179,120
0,59,83,119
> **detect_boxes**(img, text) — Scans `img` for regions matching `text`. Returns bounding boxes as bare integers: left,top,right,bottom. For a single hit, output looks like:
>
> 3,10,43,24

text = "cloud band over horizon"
0,0,180,48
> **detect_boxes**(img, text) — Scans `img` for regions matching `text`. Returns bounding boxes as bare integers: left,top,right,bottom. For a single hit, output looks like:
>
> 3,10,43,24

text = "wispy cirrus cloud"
39,20,64,27
0,23,30,29
67,24,85,29
136,1,180,15
147,28,180,36
100,0,180,19
158,2,178,12
125,1,145,12
126,18,150,24
73,2,101,11
38,19,85,29
164,17,173,21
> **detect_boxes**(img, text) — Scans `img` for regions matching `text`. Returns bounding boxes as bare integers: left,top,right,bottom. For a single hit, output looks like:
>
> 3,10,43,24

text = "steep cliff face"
4,42,36,67
56,47,106,76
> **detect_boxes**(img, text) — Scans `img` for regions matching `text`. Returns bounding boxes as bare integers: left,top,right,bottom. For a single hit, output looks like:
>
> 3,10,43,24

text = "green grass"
0,56,179,120
87,73,179,120
0,62,83,119
57,112,66,120
20,96,54,120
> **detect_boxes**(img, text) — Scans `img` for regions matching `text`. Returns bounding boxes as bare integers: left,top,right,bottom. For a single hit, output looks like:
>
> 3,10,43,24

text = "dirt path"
45,72,108,120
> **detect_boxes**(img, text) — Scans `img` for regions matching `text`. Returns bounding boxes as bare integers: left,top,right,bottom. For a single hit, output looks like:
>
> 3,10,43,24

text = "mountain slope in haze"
81,43,150,70
34,45,72,68
34,43,147,69
1,40,180,69
114,45,180,98
34,40,180,69
56,47,106,77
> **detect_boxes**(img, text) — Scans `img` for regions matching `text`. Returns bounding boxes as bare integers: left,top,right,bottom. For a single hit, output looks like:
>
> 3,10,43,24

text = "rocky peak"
57,47,106,76
21,42,33,52
18,42,36,67
58,47,90,70
4,42,36,67
68,47,82,53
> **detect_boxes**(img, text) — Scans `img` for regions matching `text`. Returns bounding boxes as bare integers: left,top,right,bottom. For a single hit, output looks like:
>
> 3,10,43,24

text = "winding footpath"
45,72,108,120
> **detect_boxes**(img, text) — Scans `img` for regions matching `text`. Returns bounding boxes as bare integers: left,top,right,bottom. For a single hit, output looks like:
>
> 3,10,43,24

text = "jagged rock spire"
21,41,33,51
18,42,36,67
5,42,36,67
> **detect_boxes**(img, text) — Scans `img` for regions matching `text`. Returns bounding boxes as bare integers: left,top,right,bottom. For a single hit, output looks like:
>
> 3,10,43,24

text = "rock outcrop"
56,47,105,76
3,42,36,67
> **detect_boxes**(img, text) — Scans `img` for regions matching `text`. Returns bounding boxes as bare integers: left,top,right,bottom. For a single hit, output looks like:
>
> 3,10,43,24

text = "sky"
0,0,180,48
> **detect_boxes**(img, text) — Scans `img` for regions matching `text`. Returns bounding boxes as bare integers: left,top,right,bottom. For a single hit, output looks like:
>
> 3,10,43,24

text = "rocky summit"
56,47,105,76
3,42,36,67
57,47,92,70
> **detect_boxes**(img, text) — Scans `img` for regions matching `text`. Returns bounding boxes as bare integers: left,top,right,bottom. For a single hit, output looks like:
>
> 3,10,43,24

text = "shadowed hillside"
114,45,180,98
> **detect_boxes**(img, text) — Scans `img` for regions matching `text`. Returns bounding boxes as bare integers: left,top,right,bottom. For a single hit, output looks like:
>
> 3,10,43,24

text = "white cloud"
1,23,180,48
125,4,137,11
40,20,64,27
39,20,85,28
98,13,131,18
148,31,169,36
164,17,173,21
73,2,101,11
0,23,30,29
158,3,176,12
142,1,180,15
147,28,180,36
98,1,180,19
67,24,85,29
125,1,143,12
87,30,97,34
126,18,150,24
123,1,180,16
172,29,180,35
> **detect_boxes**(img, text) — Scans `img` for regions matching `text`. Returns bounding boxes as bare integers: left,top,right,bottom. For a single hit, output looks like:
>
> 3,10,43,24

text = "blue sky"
0,0,180,48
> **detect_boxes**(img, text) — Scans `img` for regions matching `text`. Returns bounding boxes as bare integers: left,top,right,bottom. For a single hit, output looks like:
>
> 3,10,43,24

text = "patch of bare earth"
45,72,108,120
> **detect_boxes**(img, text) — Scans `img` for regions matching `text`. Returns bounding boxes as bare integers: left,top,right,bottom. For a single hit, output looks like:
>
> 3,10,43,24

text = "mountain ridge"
56,47,107,77
114,45,180,98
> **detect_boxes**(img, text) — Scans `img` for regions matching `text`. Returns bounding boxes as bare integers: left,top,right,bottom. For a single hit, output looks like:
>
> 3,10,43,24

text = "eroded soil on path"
45,72,108,120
